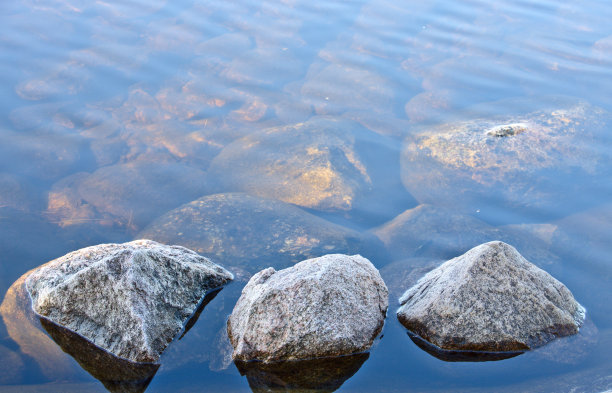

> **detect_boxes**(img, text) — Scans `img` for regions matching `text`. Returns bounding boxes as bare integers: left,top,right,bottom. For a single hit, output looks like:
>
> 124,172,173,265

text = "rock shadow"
234,352,369,392
408,332,523,362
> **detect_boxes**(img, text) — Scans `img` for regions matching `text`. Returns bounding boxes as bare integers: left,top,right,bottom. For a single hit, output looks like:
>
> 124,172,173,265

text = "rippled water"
1,0,612,391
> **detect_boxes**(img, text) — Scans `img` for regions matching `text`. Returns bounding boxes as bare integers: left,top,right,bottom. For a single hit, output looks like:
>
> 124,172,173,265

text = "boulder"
397,241,585,352
227,254,388,362
400,100,612,221
139,193,387,273
208,117,411,224
51,161,209,230
24,239,233,362
373,204,557,264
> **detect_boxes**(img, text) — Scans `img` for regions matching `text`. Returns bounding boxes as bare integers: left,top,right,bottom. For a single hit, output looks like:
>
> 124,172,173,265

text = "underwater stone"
397,241,585,352
24,239,233,362
228,254,388,362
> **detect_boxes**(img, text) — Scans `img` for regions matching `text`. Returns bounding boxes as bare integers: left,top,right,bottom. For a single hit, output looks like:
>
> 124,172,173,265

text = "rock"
400,100,612,221
397,241,585,352
0,173,43,213
67,161,208,230
373,204,557,264
208,117,411,223
0,343,24,384
139,193,386,273
235,353,369,393
25,239,233,362
227,254,388,362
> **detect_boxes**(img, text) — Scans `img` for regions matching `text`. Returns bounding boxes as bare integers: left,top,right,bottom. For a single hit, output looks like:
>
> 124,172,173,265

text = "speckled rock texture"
397,241,585,352
401,100,612,219
139,193,386,273
227,254,388,362
24,239,233,363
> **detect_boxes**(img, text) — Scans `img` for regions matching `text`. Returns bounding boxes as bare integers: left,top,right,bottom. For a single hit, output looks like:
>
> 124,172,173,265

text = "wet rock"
228,254,388,362
0,343,25,384
139,193,386,273
401,101,612,220
373,204,557,264
68,161,208,230
0,128,89,181
397,241,585,352
235,353,369,393
208,117,410,223
25,239,233,362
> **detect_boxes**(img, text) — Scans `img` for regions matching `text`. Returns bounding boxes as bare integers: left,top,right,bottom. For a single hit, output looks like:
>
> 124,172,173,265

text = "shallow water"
1,0,612,391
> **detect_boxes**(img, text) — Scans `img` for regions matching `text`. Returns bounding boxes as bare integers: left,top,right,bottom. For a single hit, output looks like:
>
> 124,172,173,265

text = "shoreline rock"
25,239,233,363
228,254,388,362
397,241,585,353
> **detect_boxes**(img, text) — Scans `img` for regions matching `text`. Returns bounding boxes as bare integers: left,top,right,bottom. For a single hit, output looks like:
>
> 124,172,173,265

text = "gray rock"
397,241,585,352
25,239,233,362
228,254,388,362
400,100,612,220
139,193,387,273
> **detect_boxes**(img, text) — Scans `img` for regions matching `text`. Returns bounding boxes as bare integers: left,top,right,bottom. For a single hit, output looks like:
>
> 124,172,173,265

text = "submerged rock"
139,193,386,272
397,241,585,352
228,254,388,362
207,117,410,223
373,204,557,264
25,239,233,362
0,343,24,384
400,100,612,220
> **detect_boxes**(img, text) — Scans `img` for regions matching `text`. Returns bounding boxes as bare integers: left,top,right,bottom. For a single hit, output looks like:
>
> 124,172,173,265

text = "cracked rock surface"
25,239,233,363
228,254,388,362
397,241,585,352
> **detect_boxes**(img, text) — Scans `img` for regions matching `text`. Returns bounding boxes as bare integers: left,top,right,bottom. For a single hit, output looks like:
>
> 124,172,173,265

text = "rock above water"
397,241,585,352
227,254,388,362
25,239,233,363
400,100,612,220
139,193,387,273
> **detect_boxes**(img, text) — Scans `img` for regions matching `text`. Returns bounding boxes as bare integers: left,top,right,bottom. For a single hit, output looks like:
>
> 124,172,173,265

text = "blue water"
1,0,612,391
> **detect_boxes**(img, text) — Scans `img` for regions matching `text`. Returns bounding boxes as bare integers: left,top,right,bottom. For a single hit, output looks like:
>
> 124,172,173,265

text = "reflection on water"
235,353,369,393
40,318,159,393
1,0,612,391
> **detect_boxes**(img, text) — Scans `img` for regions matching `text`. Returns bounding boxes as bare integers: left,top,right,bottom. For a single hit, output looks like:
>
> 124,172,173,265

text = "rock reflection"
40,318,159,393
408,332,523,362
235,353,369,393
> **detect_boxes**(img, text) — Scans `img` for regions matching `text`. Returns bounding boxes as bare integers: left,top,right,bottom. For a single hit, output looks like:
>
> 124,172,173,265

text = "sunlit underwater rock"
139,192,387,273
24,240,232,363
48,161,209,231
401,100,612,221
235,353,369,393
208,117,411,224
1,273,79,380
373,204,558,264
228,254,387,362
397,241,585,353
